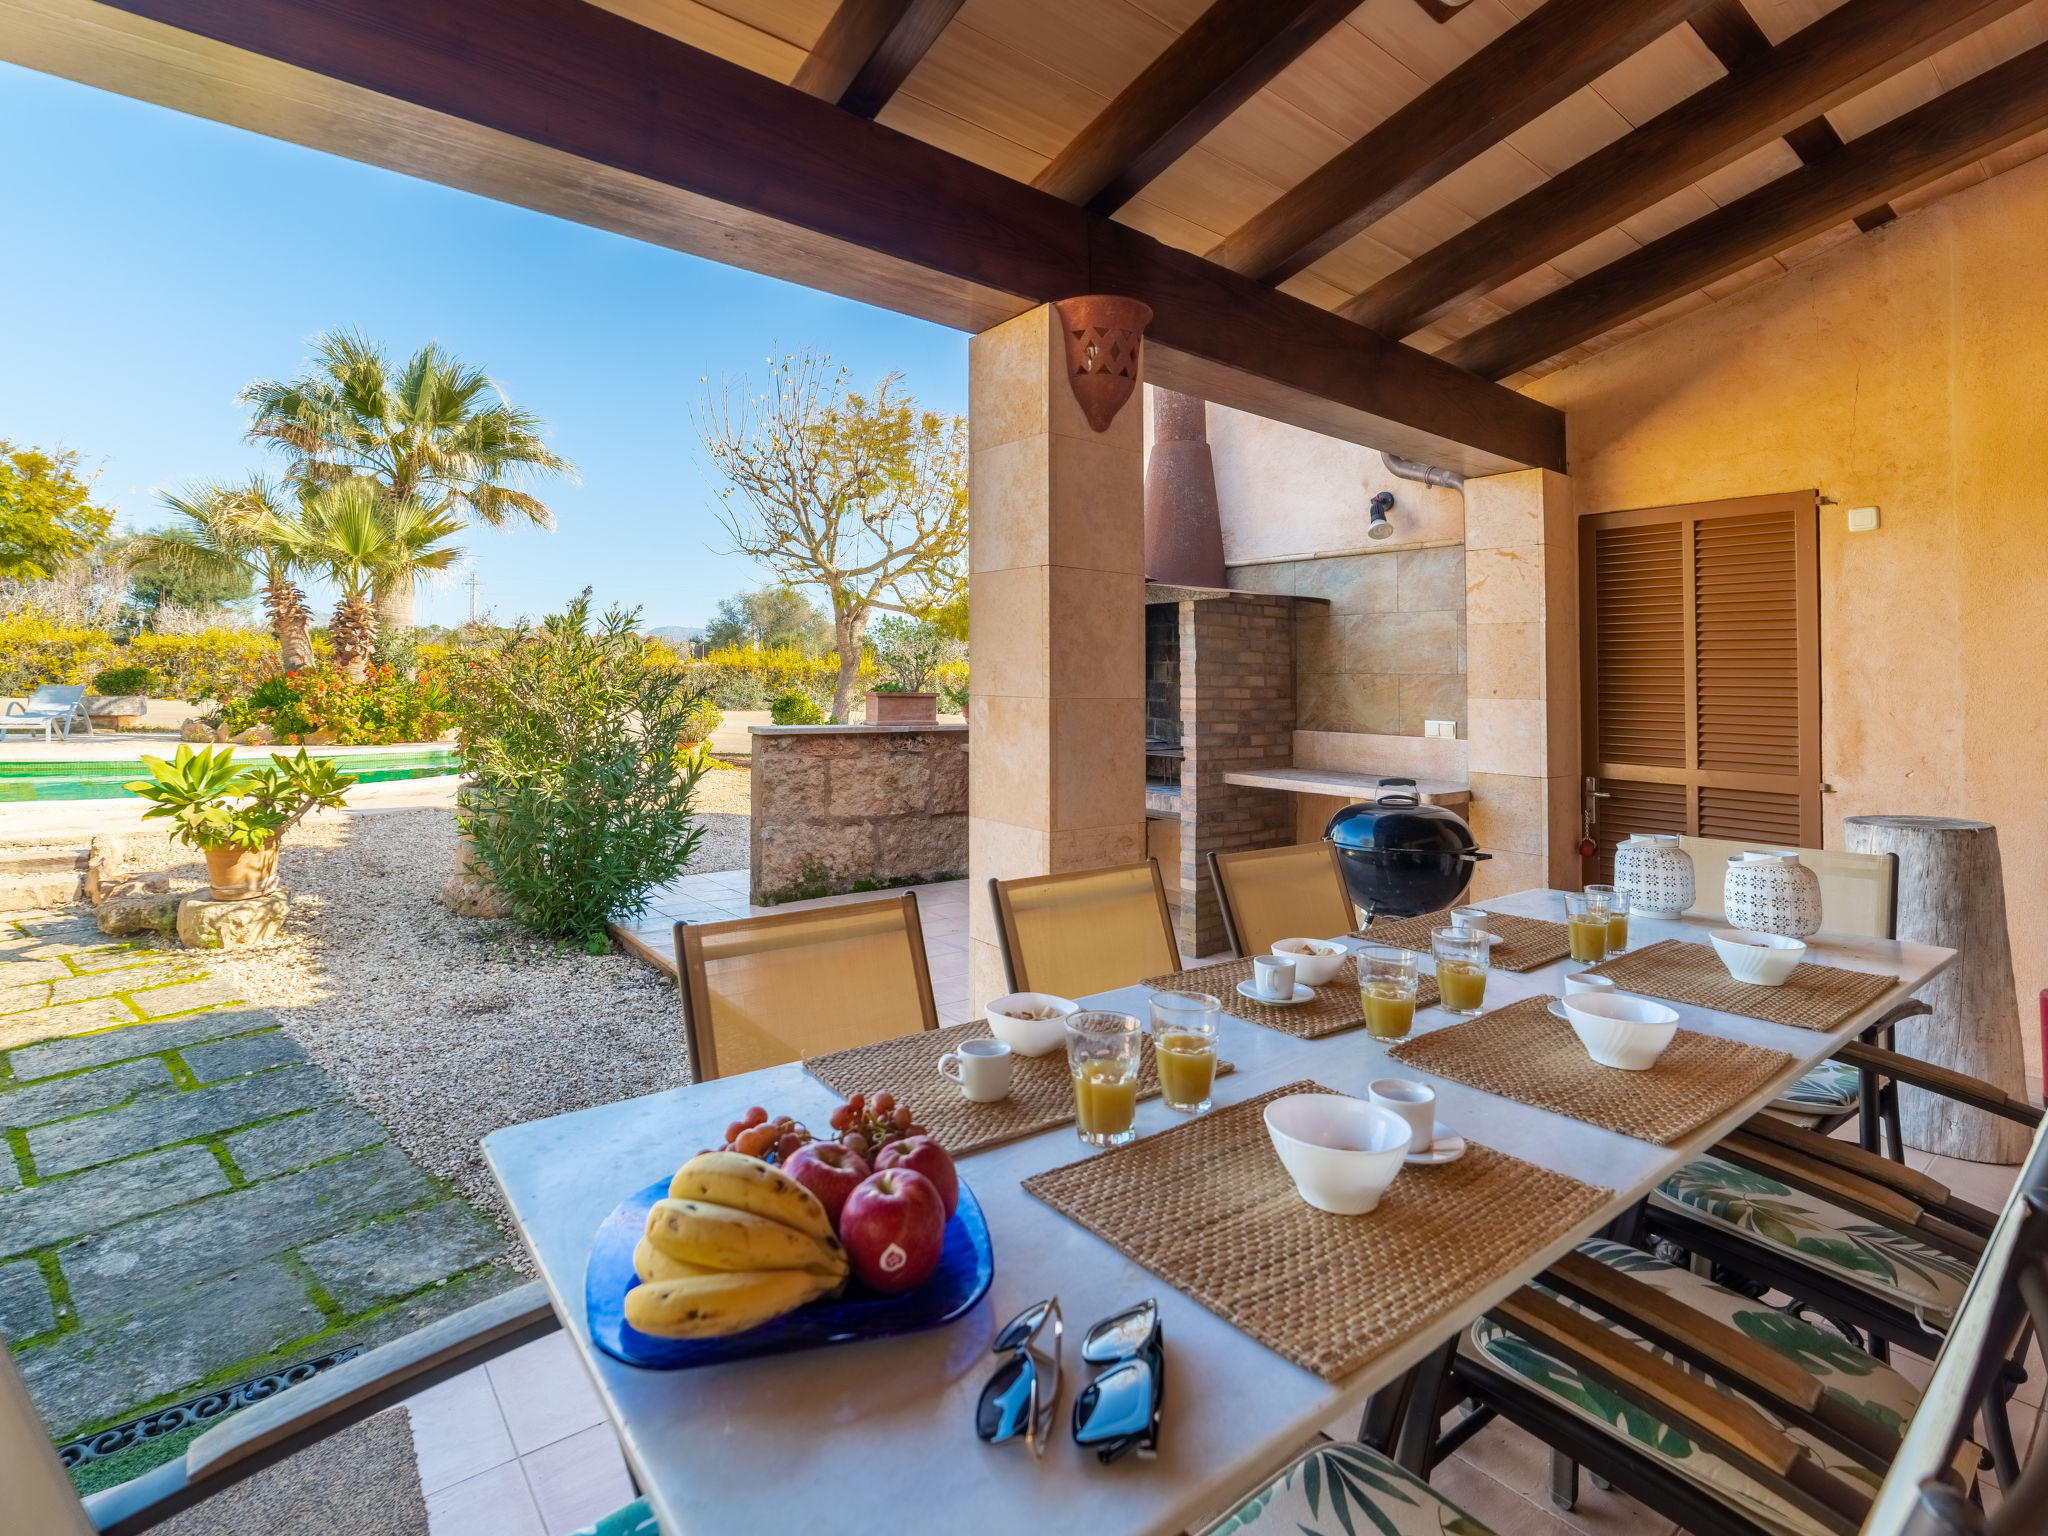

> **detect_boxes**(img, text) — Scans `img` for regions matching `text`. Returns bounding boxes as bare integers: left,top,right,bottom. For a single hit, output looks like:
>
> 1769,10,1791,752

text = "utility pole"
465,569,480,624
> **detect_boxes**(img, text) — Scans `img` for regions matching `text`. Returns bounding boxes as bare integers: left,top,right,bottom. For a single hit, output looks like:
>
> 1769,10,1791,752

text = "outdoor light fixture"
1367,491,1396,540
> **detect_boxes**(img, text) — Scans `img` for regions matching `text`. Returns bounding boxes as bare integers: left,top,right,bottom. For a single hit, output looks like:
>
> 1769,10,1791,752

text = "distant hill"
646,625,703,650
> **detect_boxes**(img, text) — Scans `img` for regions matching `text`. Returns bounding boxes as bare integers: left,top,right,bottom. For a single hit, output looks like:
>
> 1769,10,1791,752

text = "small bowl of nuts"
985,992,1081,1057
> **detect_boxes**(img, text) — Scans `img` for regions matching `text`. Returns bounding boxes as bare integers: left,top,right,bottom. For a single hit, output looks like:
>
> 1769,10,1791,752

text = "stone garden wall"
749,724,968,905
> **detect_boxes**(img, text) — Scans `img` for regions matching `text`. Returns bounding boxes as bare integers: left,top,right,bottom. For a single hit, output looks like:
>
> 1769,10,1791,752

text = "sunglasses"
1073,1298,1164,1463
976,1298,1063,1457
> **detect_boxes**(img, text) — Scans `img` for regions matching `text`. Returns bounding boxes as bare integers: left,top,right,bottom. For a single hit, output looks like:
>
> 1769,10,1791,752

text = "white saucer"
1406,1120,1467,1165
1548,999,1572,1021
1237,979,1315,1006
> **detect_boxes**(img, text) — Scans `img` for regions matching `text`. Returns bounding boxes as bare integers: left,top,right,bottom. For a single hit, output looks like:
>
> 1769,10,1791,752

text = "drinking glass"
1565,891,1610,963
1149,991,1220,1115
1431,927,1491,1017
1360,945,1420,1040
1067,1011,1143,1147
1600,889,1630,952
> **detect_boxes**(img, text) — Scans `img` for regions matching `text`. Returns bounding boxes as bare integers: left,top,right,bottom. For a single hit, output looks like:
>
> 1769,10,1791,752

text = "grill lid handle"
1374,777,1421,807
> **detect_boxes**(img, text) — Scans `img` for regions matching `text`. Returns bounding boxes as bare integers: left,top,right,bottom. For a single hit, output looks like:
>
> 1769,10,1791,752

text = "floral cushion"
570,1499,659,1536
1765,1059,1861,1119
1204,1441,1492,1536
1652,1154,1972,1328
1466,1238,1929,1536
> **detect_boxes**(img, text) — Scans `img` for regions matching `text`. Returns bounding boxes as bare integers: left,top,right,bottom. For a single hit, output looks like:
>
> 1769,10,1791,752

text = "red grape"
893,1106,912,1130
843,1131,870,1156
873,1091,895,1114
776,1133,803,1159
906,1125,926,1137
743,1106,768,1127
724,1121,744,1143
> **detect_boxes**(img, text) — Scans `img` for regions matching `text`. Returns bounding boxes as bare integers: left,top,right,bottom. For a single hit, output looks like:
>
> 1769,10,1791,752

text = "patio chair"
6,1283,562,1535
1208,841,1357,960
672,893,939,1080
988,858,1180,998
4,684,92,739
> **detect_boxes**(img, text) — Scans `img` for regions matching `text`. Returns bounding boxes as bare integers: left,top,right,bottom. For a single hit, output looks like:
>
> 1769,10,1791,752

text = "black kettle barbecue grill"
1325,778,1490,920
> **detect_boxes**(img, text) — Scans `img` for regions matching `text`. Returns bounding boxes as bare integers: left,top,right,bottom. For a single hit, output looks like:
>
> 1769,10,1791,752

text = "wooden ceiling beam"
1206,0,1712,284
792,0,964,119
1439,37,2048,379
1342,0,2024,339
1032,0,1362,214
62,0,1563,472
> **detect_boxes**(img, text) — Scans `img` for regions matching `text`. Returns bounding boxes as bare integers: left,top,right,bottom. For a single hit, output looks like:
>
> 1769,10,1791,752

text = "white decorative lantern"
1613,834,1694,919
1723,850,1824,938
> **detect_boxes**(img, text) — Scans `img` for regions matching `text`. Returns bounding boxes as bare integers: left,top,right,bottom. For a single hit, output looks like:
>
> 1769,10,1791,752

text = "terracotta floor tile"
1922,1153,2023,1213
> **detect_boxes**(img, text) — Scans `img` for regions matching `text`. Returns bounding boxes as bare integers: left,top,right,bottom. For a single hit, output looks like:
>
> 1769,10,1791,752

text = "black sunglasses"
1072,1298,1163,1463
976,1298,1063,1457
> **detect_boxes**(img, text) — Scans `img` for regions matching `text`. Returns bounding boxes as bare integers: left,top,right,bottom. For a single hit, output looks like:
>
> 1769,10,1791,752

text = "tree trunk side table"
1844,815,2031,1163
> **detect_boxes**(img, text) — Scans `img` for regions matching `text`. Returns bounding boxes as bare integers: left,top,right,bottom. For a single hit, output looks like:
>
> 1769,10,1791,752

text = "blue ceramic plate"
585,1177,993,1369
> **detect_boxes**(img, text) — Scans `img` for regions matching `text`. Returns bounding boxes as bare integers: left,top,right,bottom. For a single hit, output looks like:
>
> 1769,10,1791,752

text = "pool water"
0,746,462,802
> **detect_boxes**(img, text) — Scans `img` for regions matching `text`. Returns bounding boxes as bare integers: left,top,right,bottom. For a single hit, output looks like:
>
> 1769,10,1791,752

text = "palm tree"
242,331,571,632
133,479,316,668
296,478,464,678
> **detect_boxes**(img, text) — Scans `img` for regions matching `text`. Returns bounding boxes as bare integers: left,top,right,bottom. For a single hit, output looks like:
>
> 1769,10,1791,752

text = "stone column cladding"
1463,468,1581,899
748,724,969,905
1178,595,1296,956
966,304,1147,1011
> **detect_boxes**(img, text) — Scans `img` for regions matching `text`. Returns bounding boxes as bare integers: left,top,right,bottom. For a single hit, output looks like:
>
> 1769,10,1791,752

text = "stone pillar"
1463,468,1580,898
966,304,1148,1010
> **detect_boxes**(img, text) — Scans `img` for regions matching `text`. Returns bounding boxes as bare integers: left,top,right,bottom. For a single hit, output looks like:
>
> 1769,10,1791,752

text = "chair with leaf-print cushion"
1201,1440,1493,1536
1447,1238,1960,1536
571,1497,659,1536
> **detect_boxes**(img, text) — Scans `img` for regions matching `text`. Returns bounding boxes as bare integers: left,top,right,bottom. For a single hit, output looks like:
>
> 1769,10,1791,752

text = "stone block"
0,1258,54,1339
96,870,170,903
50,960,198,1005
928,742,970,815
873,815,968,881
224,1102,387,1180
124,976,246,1018
750,745,829,818
179,718,215,743
0,1144,231,1257
0,998,139,1053
0,874,83,913
440,872,510,919
828,746,928,818
29,1064,344,1177
180,1029,307,1082
5,1006,280,1081
177,891,288,950
96,890,183,937
1396,673,1468,737
298,1199,506,1312
1397,545,1468,613
0,1056,174,1131
0,957,71,986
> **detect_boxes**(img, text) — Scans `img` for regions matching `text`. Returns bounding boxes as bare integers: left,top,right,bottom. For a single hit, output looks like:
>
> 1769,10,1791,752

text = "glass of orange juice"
1149,991,1220,1114
1431,927,1491,1016
1565,892,1610,963
1588,886,1630,953
1067,1011,1143,1147
1360,945,1420,1040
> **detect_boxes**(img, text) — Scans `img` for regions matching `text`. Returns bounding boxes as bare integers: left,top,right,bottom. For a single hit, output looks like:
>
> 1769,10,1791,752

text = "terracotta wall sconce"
1053,295,1153,432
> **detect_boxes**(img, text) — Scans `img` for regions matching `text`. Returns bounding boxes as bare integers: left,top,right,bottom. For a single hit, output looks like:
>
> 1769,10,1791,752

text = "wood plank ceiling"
593,0,2048,386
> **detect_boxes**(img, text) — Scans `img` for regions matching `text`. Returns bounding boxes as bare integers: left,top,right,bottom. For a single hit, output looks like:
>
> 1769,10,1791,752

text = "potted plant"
124,745,357,898
87,664,158,729
863,682,938,725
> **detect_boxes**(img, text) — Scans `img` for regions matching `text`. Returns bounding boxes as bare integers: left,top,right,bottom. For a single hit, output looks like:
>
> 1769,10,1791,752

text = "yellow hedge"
684,644,879,694
0,612,115,691
127,630,283,702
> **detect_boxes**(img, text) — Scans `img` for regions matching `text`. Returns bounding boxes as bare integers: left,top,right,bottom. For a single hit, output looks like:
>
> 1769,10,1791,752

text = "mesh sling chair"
988,859,1180,998
1207,842,1357,960
673,893,939,1080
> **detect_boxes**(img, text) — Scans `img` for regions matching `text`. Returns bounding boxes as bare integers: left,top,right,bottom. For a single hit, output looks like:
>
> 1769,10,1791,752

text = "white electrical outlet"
1847,506,1880,532
1424,719,1458,739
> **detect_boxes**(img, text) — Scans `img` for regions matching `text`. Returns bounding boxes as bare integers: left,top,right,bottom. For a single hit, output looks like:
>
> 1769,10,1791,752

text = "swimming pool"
0,745,463,802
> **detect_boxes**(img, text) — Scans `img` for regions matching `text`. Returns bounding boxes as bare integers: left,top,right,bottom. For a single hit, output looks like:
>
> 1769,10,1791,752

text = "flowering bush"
127,629,291,702
0,610,115,691
217,664,450,745
680,643,878,704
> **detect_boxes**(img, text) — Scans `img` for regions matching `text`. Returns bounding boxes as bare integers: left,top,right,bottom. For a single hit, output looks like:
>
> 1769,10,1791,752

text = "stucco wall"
1525,149,2048,1072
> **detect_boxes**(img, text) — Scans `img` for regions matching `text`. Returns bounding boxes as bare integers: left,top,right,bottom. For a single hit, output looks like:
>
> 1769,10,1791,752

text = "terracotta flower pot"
865,691,938,725
205,843,279,900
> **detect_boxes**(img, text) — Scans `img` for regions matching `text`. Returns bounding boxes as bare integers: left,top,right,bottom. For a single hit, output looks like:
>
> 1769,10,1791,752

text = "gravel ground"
71,767,755,1259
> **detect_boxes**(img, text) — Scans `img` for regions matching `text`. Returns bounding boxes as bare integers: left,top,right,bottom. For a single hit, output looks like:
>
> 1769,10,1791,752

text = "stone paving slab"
125,976,247,1019
0,1056,173,1130
181,1031,308,1083
0,958,73,986
28,1064,344,1177
0,1144,231,1257
0,1258,55,1340
299,1200,506,1313
0,997,136,1052
224,1103,388,1181
7,1006,279,1081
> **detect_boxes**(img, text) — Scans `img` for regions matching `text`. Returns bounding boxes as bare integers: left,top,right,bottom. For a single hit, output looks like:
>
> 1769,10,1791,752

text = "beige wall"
1527,149,2048,1070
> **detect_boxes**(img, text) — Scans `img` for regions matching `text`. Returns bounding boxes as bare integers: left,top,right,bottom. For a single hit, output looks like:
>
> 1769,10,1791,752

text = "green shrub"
938,676,969,714
680,695,723,745
770,688,826,725
868,615,963,693
709,674,768,709
92,664,158,697
0,611,115,691
443,595,710,943
217,664,449,745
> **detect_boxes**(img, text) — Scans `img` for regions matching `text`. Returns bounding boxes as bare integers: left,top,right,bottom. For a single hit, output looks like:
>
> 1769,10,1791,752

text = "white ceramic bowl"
1263,1094,1412,1214
1273,938,1349,987
984,992,1080,1057
1561,993,1680,1071
1710,929,1807,987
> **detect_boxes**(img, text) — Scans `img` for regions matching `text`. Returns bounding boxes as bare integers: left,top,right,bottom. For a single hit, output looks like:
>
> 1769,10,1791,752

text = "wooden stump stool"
1844,815,2030,1163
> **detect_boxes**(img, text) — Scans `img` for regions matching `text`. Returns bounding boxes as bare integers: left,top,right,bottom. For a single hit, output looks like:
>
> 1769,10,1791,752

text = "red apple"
839,1168,946,1293
874,1135,958,1220
784,1141,871,1228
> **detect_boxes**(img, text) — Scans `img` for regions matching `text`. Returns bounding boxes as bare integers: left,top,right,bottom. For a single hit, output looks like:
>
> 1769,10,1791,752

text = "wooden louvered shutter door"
1580,492,1820,880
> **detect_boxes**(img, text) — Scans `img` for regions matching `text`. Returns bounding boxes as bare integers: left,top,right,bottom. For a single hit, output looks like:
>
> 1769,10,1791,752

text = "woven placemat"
1581,938,1900,1033
1353,910,1573,973
803,1021,1233,1159
1140,956,1440,1040
1386,994,1794,1145
1022,1081,1612,1381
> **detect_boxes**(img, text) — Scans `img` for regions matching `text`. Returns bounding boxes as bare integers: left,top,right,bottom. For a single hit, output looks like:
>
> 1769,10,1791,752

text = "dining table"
482,887,1955,1536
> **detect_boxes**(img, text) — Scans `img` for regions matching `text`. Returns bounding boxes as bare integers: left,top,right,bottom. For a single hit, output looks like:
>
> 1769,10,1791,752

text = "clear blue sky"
0,61,968,632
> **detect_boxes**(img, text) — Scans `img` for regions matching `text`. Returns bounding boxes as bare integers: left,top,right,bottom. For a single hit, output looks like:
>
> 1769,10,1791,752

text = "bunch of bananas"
627,1151,848,1338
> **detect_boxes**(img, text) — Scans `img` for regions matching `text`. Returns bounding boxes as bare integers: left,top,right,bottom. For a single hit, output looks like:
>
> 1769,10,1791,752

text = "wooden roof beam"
1206,0,1713,284
1032,0,1362,215
1343,0,2027,338
1440,37,2048,379
791,0,965,119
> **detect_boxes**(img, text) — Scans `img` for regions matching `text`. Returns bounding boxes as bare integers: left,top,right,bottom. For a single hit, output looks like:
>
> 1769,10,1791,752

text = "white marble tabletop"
483,889,1954,1536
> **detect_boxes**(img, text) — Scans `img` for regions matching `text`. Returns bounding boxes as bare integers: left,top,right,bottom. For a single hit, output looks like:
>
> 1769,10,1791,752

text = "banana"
669,1151,832,1242
634,1237,721,1284
625,1269,842,1339
644,1198,848,1277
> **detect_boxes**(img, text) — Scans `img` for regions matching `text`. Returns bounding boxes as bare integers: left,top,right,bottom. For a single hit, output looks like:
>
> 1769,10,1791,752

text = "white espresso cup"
1565,973,1618,1000
938,1037,1014,1102
1449,906,1487,936
1252,955,1297,1001
1368,1078,1437,1154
